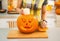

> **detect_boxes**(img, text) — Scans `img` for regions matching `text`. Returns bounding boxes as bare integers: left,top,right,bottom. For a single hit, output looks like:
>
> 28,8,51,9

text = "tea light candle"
23,8,30,15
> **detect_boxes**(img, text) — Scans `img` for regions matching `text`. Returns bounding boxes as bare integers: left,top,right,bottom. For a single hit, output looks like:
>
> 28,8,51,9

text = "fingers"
16,8,24,15
40,21,47,28
16,8,21,14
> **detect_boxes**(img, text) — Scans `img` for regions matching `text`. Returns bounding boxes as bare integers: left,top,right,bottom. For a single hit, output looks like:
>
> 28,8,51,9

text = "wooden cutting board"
7,30,48,39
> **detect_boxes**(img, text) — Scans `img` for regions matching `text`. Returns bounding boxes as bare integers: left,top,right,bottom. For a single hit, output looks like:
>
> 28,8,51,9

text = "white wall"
2,0,8,10
0,18,17,28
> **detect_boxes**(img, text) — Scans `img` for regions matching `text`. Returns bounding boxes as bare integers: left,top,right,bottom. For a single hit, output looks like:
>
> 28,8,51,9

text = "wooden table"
7,30,48,39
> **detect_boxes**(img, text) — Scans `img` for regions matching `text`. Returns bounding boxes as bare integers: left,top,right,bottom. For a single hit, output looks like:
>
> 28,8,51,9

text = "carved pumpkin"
17,15,38,33
55,8,60,15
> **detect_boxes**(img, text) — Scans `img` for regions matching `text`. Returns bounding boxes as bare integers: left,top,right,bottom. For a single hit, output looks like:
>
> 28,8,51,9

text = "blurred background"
0,0,56,28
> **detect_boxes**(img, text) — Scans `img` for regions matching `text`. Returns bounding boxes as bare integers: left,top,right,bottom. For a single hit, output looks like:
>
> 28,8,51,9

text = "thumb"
21,9,24,15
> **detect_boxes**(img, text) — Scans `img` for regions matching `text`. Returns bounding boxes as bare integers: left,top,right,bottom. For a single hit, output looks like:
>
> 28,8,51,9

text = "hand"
40,20,47,28
16,8,24,15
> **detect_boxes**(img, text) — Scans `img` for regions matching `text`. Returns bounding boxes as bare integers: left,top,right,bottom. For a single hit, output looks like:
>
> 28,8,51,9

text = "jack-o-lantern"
17,15,38,33
55,8,60,15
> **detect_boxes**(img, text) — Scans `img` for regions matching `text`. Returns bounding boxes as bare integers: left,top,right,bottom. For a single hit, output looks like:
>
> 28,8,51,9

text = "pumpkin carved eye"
28,18,33,23
22,18,26,23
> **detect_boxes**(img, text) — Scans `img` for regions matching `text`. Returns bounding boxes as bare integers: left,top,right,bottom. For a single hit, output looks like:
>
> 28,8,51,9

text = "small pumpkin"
38,26,48,32
55,2,60,7
8,5,13,11
55,8,60,15
17,15,38,33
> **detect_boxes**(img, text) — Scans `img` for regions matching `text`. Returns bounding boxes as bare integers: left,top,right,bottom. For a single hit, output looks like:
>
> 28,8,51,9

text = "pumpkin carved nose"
26,23,28,25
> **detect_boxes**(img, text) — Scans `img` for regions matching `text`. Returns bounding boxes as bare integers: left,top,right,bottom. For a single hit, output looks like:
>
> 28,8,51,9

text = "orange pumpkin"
55,8,60,15
55,2,60,7
8,5,13,11
17,15,38,33
38,26,48,32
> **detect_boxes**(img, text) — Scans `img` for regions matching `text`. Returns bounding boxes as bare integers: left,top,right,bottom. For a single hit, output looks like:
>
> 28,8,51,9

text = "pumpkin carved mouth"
24,27,31,29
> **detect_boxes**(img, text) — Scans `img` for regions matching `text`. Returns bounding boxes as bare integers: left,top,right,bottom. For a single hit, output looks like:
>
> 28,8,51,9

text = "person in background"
16,0,48,28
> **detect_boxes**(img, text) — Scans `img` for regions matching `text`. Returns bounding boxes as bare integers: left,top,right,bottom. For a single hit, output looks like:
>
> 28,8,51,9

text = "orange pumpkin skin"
17,15,38,33
55,8,60,15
